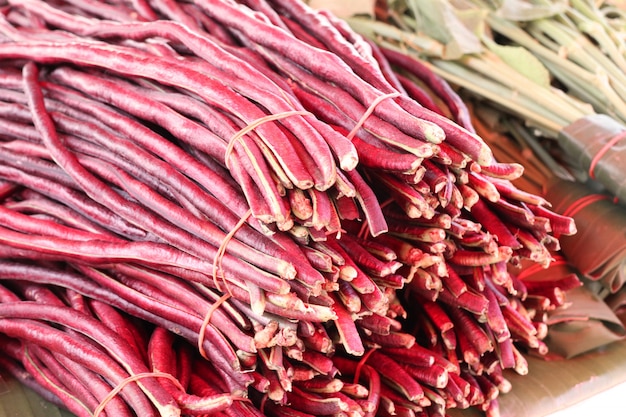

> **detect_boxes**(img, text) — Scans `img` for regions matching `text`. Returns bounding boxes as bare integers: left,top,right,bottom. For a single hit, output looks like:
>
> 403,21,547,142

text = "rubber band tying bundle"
347,92,402,141
198,292,232,360
588,130,626,179
353,347,378,385
211,209,252,293
94,371,184,417
224,110,313,169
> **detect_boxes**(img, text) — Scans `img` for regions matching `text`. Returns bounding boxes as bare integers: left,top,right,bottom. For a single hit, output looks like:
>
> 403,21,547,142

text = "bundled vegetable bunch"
0,0,577,416
344,0,626,355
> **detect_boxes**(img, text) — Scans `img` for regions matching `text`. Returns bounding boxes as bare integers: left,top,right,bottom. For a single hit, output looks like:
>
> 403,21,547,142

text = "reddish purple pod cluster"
0,1,578,417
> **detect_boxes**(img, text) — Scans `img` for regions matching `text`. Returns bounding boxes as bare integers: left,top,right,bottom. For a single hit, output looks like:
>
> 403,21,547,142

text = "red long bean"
39,77,248,217
16,39,329,193
0,260,244,378
57,0,143,21
6,190,114,235
24,62,293,294
273,54,440,158
81,153,294,281
41,81,324,287
395,72,447,116
365,351,424,402
147,327,234,416
0,318,169,416
0,163,146,239
0,3,577,417
0,204,120,243
21,345,99,417
199,0,447,141
381,47,475,133
16,0,349,181
53,70,293,227
89,299,149,363
32,344,132,417
263,0,493,165
78,265,257,356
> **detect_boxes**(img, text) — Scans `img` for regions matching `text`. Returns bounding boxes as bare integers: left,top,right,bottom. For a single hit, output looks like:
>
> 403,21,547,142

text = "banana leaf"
545,177,626,294
449,339,626,417
0,368,72,417
606,288,626,325
544,286,626,358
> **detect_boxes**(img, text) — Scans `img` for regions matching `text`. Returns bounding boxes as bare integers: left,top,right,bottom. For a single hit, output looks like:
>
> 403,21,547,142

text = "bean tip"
339,154,359,172
476,142,495,167
424,123,446,144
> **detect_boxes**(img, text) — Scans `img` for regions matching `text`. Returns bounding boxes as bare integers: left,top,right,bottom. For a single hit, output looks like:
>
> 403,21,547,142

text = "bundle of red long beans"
0,1,578,416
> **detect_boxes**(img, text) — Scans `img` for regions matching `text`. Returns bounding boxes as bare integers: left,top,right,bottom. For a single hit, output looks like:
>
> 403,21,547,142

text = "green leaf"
484,37,552,87
495,0,568,22
406,0,483,59
454,7,490,39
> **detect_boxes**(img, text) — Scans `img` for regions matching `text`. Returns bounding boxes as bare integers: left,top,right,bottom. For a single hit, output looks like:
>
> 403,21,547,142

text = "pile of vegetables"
342,0,626,356
0,0,579,416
